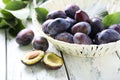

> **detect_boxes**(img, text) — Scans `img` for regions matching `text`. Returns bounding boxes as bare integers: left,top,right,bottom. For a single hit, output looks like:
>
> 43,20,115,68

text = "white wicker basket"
32,0,120,57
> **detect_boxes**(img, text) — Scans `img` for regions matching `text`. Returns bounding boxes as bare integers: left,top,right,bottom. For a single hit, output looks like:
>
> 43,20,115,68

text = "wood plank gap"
4,29,8,80
60,52,70,80
115,51,120,60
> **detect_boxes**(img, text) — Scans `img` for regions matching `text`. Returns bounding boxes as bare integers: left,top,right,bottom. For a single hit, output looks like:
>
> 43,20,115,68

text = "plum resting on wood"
16,29,34,46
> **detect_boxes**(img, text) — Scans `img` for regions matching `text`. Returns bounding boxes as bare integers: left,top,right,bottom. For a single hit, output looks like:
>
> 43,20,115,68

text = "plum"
89,17,104,39
43,52,63,70
71,22,91,35
109,24,120,34
32,36,49,52
42,19,53,34
16,29,34,46
21,50,44,65
95,29,120,44
46,10,67,19
47,18,70,36
55,32,73,43
65,4,80,19
73,32,92,44
75,10,89,22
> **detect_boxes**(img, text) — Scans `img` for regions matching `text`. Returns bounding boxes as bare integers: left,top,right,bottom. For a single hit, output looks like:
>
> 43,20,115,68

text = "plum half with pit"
75,10,89,22
65,4,80,19
55,32,73,43
21,50,44,65
16,29,34,46
47,18,70,36
71,22,91,35
95,29,120,44
46,10,67,19
109,24,120,34
73,32,92,44
32,36,49,52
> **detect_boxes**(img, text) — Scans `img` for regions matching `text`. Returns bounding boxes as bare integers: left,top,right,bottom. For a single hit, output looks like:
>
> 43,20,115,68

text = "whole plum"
109,24,120,34
47,18,70,36
71,22,91,35
89,17,104,39
65,4,80,19
42,19,53,34
55,32,73,43
73,32,92,44
75,10,89,22
65,17,76,33
16,29,34,46
32,36,49,52
95,29,120,44
46,10,67,19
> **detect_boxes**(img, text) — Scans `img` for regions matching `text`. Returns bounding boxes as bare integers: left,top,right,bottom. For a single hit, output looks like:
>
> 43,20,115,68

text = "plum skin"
95,29,120,44
65,4,80,19
47,18,70,36
55,32,74,43
46,10,67,19
89,17,104,39
16,29,34,46
109,24,120,34
73,32,92,44
75,10,90,22
32,36,49,52
71,22,91,35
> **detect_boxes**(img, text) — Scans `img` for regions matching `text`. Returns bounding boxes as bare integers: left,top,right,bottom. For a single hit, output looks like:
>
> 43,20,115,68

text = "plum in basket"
65,4,80,19
46,10,67,19
47,18,70,36
89,17,104,39
109,24,120,34
73,32,92,44
75,10,90,22
42,19,53,34
95,29,120,44
71,22,91,35
55,32,73,43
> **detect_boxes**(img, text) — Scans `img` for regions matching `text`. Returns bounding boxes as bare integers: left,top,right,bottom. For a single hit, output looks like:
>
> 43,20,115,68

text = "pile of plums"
42,4,120,45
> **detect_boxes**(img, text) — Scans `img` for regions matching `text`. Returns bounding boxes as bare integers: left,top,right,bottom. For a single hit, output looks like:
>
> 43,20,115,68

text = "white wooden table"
1,0,120,80
0,21,120,80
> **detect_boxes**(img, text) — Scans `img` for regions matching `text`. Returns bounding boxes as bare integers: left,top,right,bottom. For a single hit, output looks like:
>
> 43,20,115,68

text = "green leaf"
102,12,120,27
0,18,9,28
35,7,48,23
5,1,27,10
0,9,16,20
9,19,25,37
2,0,11,4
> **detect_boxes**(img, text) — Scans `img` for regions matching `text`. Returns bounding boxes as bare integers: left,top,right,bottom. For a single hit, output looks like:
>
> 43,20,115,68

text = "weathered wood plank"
63,52,120,80
0,30,6,80
7,22,68,80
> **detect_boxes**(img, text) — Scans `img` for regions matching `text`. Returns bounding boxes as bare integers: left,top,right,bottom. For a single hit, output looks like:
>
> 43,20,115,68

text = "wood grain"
0,30,6,80
62,52,120,80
